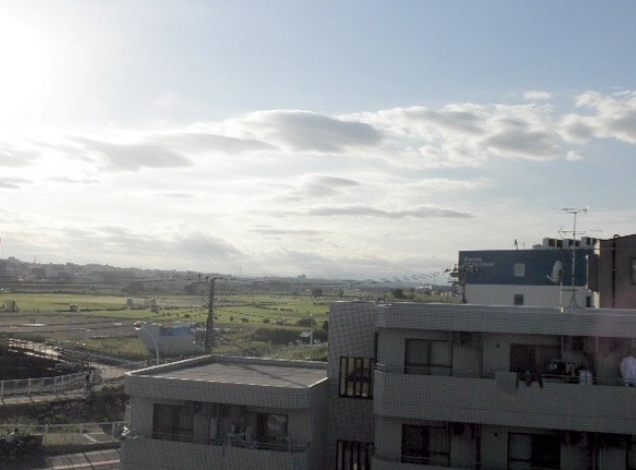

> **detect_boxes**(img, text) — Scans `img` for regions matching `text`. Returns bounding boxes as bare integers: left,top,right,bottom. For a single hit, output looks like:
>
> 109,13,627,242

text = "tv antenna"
554,207,588,307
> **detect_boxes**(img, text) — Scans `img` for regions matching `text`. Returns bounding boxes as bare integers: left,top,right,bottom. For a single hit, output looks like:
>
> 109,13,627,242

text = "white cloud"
241,110,384,153
560,91,636,144
524,90,552,101
264,204,473,219
3,90,636,278
349,102,560,167
566,150,585,161
72,137,192,172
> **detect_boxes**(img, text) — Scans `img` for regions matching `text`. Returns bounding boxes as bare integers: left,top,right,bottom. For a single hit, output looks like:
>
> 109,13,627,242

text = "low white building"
121,356,328,470
135,322,203,358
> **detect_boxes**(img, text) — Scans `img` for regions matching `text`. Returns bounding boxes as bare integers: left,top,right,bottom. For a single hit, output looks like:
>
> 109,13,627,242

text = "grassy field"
0,291,333,361
0,292,330,323
0,289,454,361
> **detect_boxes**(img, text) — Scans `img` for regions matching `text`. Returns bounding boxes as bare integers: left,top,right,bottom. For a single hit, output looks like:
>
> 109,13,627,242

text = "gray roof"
150,359,327,389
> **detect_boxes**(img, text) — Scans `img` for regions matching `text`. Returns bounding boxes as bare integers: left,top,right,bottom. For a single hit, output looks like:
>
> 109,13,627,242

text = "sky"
1,1,636,281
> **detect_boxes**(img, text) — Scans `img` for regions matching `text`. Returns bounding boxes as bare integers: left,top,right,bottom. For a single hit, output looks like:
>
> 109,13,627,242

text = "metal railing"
0,422,128,448
143,431,309,453
0,372,88,398
374,453,586,470
374,363,632,387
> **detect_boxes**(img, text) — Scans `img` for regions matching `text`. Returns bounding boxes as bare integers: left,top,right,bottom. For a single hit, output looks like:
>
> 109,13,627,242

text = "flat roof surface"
150,361,327,388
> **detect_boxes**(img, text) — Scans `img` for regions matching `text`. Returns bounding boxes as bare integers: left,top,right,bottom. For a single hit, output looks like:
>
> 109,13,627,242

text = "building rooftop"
147,360,327,388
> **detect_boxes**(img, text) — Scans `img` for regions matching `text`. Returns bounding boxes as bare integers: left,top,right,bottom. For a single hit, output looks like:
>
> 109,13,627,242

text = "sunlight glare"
0,17,52,128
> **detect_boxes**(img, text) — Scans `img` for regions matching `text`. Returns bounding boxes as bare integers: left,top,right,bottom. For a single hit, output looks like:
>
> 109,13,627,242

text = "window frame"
401,423,450,466
256,412,289,443
509,343,560,373
339,356,373,399
404,338,452,376
152,403,194,442
336,440,374,470
508,432,560,470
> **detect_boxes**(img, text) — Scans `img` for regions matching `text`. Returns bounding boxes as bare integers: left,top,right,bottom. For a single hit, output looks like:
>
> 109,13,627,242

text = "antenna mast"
557,207,588,307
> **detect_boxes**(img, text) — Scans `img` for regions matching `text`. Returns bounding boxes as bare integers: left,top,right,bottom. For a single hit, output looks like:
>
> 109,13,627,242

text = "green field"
0,292,333,361
0,289,454,361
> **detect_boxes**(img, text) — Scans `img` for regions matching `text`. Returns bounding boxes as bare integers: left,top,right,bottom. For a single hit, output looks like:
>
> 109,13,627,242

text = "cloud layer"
2,90,636,278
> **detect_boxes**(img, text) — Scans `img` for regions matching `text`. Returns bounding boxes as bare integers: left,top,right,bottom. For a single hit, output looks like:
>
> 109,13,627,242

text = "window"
627,437,636,470
339,357,373,399
508,433,560,469
256,413,288,443
404,339,452,376
509,343,559,373
514,263,526,277
401,424,450,466
152,404,194,442
513,294,524,305
337,440,373,470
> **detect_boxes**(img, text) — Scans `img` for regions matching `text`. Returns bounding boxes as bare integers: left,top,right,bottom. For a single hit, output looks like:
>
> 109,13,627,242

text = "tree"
391,288,405,299
122,281,145,295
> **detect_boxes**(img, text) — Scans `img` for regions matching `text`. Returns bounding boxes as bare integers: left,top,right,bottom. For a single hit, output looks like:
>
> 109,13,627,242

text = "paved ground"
1,448,120,470
0,350,127,469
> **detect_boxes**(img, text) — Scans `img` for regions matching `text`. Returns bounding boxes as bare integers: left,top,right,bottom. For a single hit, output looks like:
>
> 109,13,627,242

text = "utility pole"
447,264,476,304
204,278,216,353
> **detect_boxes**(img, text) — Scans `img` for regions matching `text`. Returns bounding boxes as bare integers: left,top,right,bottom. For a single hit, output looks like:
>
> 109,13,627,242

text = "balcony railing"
0,422,128,449
140,431,309,453
374,452,589,470
374,363,630,388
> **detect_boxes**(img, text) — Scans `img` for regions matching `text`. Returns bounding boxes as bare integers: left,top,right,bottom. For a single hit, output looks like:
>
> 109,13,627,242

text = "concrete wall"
326,302,376,469
308,379,328,470
121,437,304,470
598,235,636,309
465,284,592,308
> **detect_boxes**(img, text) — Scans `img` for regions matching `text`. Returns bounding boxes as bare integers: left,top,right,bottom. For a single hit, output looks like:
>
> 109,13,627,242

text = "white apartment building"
122,301,636,470
368,302,636,470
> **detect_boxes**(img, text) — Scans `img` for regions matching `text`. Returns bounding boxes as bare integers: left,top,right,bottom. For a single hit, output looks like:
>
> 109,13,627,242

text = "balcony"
372,454,464,470
121,434,309,470
373,367,636,434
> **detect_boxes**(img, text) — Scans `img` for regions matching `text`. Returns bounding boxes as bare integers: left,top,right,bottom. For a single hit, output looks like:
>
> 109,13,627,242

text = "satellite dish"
548,261,563,284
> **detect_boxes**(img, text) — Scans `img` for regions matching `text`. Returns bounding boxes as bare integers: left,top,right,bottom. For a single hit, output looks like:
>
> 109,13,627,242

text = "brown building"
589,234,636,309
